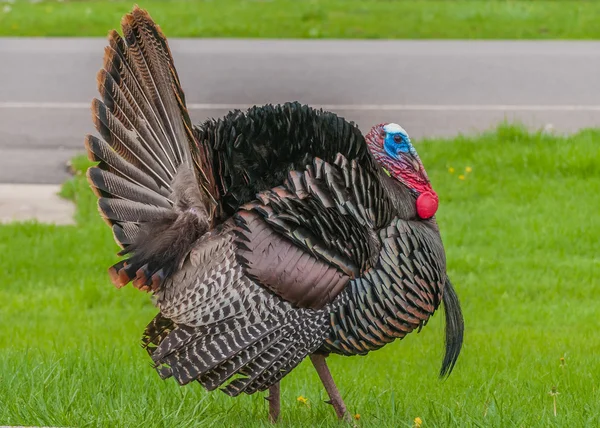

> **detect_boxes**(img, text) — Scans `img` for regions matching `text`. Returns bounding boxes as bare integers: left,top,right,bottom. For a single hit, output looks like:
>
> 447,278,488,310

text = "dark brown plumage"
85,7,464,422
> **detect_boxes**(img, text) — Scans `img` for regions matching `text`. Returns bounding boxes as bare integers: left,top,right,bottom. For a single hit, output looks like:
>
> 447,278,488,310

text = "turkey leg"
267,382,281,423
310,354,350,421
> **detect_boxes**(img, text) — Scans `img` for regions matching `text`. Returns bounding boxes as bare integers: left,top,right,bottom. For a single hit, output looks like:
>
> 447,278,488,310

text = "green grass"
3,0,600,39
1,123,599,427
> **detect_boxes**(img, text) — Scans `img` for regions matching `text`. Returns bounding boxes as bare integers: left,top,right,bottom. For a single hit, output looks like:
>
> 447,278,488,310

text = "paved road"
2,39,600,184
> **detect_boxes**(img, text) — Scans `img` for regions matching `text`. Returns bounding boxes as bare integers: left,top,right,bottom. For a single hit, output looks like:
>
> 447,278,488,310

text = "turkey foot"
310,354,351,422
266,382,280,423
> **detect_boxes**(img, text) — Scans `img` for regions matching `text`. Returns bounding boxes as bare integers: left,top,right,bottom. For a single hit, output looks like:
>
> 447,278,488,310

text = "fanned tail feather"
85,6,219,291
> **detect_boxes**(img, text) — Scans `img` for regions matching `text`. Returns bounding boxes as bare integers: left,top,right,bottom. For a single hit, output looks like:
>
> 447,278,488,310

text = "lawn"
2,0,600,39
0,123,598,427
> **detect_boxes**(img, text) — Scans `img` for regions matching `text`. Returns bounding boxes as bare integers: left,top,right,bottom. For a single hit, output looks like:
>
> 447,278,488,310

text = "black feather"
195,102,378,218
439,277,464,378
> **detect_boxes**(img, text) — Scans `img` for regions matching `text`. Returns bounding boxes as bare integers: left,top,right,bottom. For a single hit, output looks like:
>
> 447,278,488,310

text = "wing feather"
234,154,390,309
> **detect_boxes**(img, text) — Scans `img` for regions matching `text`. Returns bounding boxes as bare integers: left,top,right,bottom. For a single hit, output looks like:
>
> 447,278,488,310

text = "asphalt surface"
2,39,600,185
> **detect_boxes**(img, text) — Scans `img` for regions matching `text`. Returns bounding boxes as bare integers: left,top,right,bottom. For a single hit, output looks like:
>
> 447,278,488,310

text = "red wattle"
416,191,439,219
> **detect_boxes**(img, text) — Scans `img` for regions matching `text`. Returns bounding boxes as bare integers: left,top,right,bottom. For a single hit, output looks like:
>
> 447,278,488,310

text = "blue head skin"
382,123,418,160
366,122,432,194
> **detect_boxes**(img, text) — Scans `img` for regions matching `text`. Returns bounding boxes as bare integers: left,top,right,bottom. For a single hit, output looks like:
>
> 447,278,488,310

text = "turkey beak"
408,155,421,172
399,151,421,173
399,151,431,186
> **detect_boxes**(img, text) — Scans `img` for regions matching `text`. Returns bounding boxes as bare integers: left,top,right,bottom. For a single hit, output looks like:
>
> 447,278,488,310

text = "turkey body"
86,6,463,406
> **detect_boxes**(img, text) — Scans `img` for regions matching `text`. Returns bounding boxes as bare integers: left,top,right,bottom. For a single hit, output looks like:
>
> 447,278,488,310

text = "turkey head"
365,123,439,219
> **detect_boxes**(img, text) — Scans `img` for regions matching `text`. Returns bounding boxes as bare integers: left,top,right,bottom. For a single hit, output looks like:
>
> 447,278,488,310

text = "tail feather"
112,222,140,247
101,44,179,176
86,6,219,291
106,24,182,167
85,135,168,199
87,167,171,208
120,13,188,166
91,96,173,188
98,197,171,224
439,277,464,378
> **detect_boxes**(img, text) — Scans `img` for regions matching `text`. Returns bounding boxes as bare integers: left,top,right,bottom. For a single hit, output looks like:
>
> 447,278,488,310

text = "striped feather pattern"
143,222,332,394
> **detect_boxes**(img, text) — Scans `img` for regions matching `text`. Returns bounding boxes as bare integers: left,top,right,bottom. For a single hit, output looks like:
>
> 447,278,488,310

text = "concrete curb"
0,184,75,225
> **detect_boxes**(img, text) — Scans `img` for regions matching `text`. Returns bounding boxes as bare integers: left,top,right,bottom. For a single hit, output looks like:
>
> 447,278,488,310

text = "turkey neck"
377,169,419,221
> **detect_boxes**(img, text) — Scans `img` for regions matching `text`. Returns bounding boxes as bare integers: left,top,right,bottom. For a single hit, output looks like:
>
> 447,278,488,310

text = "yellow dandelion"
458,174,465,180
413,416,423,427
448,167,455,174
354,414,361,420
465,166,473,173
297,395,308,405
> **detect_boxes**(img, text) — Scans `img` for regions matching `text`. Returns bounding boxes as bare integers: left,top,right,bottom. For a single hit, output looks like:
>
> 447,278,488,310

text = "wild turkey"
85,7,464,422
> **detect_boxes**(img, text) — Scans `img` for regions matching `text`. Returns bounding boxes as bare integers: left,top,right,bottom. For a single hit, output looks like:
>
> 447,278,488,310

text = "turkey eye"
393,134,402,143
